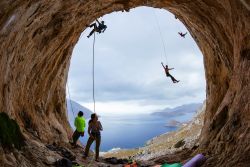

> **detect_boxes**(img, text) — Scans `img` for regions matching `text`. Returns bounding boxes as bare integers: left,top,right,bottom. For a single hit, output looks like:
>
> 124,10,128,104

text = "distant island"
165,120,182,128
151,103,202,118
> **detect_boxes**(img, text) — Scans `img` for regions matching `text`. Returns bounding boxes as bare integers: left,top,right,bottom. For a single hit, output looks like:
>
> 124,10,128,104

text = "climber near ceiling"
87,19,107,38
178,32,188,38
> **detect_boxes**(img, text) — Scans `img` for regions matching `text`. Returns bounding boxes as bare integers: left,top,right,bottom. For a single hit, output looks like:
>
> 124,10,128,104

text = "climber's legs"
71,130,84,146
89,23,97,28
84,136,94,157
72,130,81,145
95,135,101,161
87,29,95,38
168,74,179,83
83,133,101,161
169,74,179,83
87,23,97,38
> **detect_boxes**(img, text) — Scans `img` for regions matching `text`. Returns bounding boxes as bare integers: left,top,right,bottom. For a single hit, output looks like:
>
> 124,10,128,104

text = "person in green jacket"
71,111,86,146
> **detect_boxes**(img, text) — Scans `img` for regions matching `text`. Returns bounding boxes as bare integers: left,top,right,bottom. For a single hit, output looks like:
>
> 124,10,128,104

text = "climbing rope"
153,11,168,64
65,26,89,118
66,81,75,117
92,32,96,113
86,24,99,167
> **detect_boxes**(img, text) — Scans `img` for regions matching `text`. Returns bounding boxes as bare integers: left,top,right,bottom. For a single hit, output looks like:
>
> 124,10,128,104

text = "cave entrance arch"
0,0,249,166
67,6,206,152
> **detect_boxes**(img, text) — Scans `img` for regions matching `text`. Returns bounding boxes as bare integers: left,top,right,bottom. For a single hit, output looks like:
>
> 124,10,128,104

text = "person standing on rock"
71,111,86,147
87,19,107,38
161,62,180,83
84,113,103,161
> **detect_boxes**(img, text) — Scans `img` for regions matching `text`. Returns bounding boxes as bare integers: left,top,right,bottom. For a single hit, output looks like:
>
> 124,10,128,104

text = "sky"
67,7,206,116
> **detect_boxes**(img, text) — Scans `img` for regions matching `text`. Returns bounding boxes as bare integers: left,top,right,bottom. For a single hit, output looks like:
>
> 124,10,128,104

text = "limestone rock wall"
0,0,249,166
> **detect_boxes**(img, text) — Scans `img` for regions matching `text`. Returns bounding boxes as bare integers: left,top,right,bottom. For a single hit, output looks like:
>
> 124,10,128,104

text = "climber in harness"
178,32,187,38
84,113,103,162
70,111,86,147
161,62,179,83
87,19,107,38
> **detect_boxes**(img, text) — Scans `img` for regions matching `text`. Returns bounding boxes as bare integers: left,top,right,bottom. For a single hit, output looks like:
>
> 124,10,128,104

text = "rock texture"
0,0,249,166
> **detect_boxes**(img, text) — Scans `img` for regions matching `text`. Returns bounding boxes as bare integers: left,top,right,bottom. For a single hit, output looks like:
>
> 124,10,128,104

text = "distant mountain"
151,103,202,118
66,99,93,128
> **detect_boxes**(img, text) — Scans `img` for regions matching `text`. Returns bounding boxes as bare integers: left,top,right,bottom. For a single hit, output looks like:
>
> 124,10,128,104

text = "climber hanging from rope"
161,62,179,83
178,32,187,38
87,19,107,38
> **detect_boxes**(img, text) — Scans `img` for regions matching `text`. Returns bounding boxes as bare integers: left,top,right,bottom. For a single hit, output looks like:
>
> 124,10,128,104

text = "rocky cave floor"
0,133,218,167
0,107,223,167
0,139,189,167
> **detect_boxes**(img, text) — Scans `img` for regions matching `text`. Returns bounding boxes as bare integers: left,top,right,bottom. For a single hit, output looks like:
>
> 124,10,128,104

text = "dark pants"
166,73,178,82
72,130,84,145
84,133,101,160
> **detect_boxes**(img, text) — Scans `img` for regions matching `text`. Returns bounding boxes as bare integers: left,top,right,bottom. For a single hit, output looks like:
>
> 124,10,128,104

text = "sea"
73,113,194,151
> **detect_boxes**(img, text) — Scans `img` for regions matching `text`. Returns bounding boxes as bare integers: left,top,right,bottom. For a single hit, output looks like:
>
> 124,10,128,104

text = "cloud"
67,7,206,114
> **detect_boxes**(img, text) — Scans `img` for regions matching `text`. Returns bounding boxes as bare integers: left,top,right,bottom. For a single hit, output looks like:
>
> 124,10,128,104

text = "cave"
0,0,249,166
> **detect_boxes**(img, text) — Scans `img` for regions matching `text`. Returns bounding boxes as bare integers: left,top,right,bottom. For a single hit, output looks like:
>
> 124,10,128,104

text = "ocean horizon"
72,113,194,151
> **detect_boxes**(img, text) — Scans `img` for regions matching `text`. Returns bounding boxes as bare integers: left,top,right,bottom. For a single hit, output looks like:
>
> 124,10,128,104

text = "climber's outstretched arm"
161,62,165,69
169,68,174,70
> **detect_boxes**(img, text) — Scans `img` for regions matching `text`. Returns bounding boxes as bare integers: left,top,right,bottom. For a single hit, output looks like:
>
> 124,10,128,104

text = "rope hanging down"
66,82,75,116
153,11,168,64
92,32,96,113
